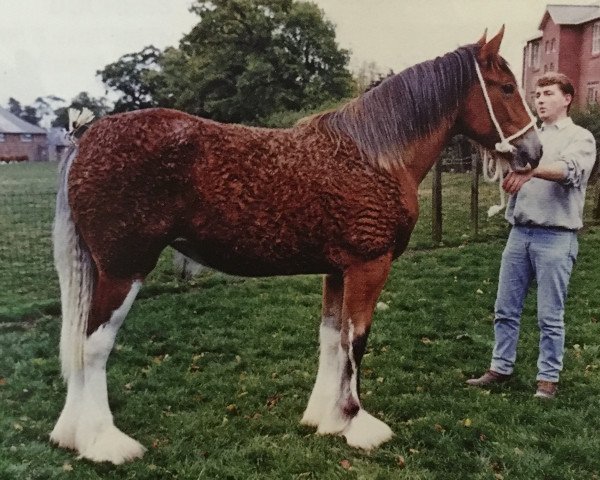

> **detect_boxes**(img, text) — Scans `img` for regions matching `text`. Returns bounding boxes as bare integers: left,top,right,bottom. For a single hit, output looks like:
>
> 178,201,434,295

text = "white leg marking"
301,323,342,428
347,321,360,405
74,281,146,464
317,319,357,435
50,370,84,449
343,320,393,450
343,409,394,450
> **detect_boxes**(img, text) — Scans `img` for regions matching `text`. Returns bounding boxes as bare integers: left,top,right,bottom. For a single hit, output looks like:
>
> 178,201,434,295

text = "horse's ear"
479,25,505,62
477,29,487,47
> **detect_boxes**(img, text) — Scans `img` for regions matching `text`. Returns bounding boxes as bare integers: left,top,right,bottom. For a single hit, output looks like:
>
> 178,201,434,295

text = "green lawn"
1,163,600,479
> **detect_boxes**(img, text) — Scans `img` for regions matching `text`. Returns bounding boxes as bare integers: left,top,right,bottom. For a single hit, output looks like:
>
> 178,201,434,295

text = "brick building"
0,106,48,162
522,3,600,108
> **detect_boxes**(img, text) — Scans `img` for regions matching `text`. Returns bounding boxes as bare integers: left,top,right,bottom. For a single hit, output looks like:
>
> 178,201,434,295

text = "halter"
473,59,538,153
473,58,539,216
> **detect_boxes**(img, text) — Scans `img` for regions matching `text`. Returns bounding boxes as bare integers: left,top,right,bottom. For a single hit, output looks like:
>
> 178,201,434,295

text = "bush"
571,105,600,183
0,155,28,163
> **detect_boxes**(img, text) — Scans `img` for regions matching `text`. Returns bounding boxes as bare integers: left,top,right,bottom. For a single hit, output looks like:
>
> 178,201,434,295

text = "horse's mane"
299,44,483,171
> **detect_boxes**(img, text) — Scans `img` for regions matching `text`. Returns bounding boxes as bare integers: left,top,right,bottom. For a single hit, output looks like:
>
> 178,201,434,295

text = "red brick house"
523,3,600,109
0,106,48,162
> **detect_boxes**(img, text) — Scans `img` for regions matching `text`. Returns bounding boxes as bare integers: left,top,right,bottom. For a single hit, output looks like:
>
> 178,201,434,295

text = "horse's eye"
501,84,515,95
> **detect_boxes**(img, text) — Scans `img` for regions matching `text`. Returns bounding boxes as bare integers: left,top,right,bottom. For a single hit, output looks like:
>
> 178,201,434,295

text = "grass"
2,162,600,479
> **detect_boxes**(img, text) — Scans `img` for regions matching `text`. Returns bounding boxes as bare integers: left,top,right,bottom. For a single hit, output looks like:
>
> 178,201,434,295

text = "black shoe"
466,369,512,387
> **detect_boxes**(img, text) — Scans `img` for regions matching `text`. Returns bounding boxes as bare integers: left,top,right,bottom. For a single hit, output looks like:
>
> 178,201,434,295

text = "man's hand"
502,170,535,194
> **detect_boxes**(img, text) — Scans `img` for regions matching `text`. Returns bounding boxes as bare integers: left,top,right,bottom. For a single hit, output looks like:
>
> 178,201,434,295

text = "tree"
51,92,110,128
171,0,354,123
7,97,23,117
97,46,165,113
8,97,46,125
99,0,354,124
354,61,385,94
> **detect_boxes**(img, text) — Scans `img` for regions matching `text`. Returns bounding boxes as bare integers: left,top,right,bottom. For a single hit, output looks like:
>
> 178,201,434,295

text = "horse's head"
458,27,542,171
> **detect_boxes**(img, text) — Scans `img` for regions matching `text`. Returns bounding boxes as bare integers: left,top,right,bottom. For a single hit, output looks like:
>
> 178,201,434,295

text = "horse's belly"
170,238,335,277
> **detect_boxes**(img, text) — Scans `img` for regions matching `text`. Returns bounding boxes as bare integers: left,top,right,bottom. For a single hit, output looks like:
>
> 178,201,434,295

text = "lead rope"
481,147,508,217
473,58,539,216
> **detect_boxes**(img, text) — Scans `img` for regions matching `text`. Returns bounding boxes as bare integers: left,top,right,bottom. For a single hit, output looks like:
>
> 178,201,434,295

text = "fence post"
432,160,442,244
470,152,479,235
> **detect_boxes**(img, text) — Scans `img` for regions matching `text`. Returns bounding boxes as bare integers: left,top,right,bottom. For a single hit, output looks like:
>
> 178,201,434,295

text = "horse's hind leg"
317,253,394,450
51,269,146,464
301,273,344,427
73,272,145,464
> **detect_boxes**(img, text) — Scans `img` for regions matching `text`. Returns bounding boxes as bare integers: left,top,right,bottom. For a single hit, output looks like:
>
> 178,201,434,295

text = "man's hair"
535,73,575,99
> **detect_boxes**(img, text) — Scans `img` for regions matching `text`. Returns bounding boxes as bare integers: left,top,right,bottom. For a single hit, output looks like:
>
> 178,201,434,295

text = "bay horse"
50,27,542,464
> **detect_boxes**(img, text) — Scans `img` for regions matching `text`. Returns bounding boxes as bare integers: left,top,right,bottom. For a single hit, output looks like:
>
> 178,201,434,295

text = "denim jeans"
490,225,578,382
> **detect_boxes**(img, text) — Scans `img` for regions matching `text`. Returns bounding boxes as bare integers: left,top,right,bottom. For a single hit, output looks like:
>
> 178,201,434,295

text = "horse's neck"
401,117,456,185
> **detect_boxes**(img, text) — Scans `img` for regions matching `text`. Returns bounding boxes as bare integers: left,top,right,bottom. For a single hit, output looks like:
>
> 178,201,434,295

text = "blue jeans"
490,226,578,382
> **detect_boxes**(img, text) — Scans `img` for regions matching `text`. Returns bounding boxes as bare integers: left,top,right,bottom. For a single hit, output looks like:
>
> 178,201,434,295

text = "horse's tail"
53,146,95,380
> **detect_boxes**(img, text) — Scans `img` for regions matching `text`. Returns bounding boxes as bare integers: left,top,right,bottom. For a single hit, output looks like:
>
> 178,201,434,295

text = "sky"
0,0,591,109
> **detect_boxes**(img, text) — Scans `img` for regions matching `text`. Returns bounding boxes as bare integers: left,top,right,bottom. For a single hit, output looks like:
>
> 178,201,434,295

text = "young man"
467,73,596,399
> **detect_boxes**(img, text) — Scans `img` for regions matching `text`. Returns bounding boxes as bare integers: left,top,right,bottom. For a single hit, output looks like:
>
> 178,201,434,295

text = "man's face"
534,83,572,124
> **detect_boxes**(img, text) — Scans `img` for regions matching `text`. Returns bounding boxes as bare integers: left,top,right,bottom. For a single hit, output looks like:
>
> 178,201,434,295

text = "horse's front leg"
301,273,344,427
318,252,394,450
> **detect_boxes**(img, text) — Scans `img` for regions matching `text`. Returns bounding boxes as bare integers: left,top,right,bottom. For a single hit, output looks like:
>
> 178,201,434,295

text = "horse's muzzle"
511,128,542,171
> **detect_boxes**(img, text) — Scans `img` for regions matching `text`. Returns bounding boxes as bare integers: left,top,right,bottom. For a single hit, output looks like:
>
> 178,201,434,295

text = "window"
0,133,5,142
530,42,540,69
545,41,550,53
587,82,599,104
20,134,32,142
551,38,556,52
593,22,600,54
550,63,554,71
544,65,548,73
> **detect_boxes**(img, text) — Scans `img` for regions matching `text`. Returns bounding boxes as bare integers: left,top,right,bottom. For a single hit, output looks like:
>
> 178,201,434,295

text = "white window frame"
531,42,540,69
0,133,5,142
20,134,32,143
593,22,600,55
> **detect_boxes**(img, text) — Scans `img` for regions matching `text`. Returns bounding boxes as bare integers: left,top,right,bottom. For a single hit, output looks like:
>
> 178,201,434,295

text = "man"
467,72,596,399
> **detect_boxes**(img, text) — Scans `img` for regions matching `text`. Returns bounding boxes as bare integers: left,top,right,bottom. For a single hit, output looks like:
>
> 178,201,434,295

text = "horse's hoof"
300,413,320,428
300,399,328,427
343,409,393,450
315,410,349,436
77,425,146,464
50,420,78,451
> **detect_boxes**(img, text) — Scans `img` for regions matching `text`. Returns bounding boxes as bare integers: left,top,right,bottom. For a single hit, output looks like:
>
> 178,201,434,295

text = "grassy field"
2,162,600,479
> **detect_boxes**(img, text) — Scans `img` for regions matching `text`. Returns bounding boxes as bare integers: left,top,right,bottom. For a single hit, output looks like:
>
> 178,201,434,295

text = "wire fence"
1,159,599,315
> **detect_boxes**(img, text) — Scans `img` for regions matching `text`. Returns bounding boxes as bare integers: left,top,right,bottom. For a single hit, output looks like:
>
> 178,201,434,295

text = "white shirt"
505,117,597,230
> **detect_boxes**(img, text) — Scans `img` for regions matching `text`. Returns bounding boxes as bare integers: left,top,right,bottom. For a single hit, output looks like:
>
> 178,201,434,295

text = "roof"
540,3,600,28
0,106,46,134
525,32,544,43
47,127,70,146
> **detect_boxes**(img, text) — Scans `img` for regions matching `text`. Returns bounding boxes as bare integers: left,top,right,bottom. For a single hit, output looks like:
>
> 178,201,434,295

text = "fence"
2,158,599,315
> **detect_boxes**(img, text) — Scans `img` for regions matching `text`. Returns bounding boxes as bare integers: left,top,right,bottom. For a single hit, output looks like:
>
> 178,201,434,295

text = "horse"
50,27,542,464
